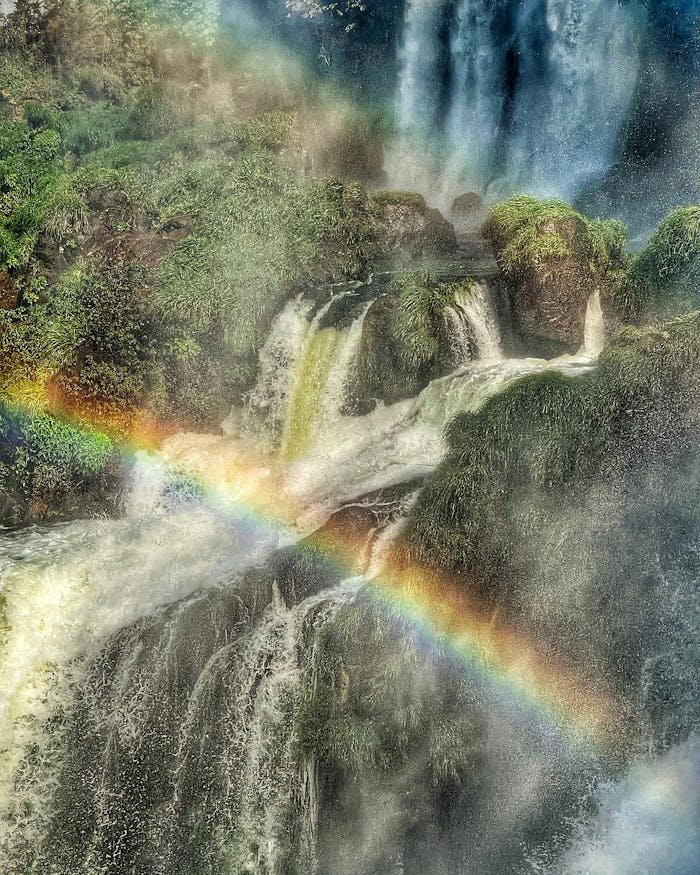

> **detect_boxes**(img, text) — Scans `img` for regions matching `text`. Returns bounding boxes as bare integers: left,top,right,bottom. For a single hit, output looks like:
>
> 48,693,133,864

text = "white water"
388,0,646,206
0,280,608,868
446,281,503,362
548,737,700,875
0,508,281,826
577,289,606,359
241,294,315,449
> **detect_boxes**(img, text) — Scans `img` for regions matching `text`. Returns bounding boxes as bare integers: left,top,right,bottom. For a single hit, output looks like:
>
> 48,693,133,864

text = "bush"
618,205,700,319
406,311,700,585
0,399,114,518
0,118,62,268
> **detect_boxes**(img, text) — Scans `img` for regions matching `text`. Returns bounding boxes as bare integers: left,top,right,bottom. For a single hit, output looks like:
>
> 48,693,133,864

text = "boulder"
483,196,626,355
450,191,484,221
372,190,457,263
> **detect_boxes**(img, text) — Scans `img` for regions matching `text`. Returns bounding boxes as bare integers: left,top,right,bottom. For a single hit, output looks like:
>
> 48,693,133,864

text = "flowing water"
1,273,695,872
387,0,647,205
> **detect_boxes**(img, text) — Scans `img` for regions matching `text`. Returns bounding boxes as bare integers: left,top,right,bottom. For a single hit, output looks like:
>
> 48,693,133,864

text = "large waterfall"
388,0,647,205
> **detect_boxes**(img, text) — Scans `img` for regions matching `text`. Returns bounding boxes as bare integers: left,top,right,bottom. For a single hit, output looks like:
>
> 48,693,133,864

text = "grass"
482,194,627,279
405,311,700,584
616,205,700,318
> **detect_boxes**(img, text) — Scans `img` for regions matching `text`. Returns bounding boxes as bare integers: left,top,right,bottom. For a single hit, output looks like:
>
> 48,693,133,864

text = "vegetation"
482,195,629,353
0,2,387,522
0,400,116,523
403,311,700,716
350,273,475,410
482,195,627,278
371,189,428,210
406,311,699,581
615,205,700,319
294,592,488,870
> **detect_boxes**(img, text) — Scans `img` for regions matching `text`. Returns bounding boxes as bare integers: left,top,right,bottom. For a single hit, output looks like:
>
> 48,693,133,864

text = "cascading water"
1,273,690,873
445,281,503,362
388,0,647,205
240,293,371,463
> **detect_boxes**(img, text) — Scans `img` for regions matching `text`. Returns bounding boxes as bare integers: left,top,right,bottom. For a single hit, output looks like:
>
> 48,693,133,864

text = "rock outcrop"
483,196,626,356
372,190,457,264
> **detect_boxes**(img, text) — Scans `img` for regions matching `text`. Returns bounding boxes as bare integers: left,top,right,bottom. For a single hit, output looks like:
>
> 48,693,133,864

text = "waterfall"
578,289,606,359
0,520,360,871
244,294,371,462
0,283,613,871
244,295,316,450
445,281,503,363
389,0,647,205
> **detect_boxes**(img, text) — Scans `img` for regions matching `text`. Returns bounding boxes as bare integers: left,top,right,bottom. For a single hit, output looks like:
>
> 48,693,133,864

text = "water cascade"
389,0,647,205
578,289,606,359
445,281,503,362
1,276,692,873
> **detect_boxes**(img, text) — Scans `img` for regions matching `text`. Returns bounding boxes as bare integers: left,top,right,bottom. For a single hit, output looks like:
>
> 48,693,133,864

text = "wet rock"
372,190,457,264
483,197,626,355
450,192,484,223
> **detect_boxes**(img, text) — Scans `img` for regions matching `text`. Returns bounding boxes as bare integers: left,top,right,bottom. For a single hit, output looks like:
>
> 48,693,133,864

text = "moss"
483,195,626,278
351,273,473,410
482,195,628,351
618,205,700,319
406,311,700,588
371,189,427,210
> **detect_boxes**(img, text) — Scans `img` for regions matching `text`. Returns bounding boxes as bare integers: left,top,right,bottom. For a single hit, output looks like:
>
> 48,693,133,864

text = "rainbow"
1,382,623,751
0,8,620,747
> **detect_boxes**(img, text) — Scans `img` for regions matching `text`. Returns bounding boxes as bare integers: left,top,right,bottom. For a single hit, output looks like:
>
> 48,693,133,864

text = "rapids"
0,272,695,873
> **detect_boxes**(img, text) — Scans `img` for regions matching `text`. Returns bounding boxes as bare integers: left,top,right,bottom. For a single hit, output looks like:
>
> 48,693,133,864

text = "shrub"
618,205,700,319
0,399,114,517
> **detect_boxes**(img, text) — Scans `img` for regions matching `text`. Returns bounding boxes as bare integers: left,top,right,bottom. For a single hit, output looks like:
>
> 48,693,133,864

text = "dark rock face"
485,212,598,355
450,192,484,222
372,191,457,264
0,270,17,309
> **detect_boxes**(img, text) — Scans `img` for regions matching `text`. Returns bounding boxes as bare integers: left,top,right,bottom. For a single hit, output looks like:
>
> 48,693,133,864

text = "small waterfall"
390,0,646,203
280,297,370,461
578,289,606,359
445,282,503,363
245,295,316,447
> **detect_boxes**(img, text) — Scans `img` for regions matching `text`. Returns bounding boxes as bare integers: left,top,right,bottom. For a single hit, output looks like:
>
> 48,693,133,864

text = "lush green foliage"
0,399,115,519
351,273,473,409
0,118,63,268
154,164,377,355
617,205,700,318
406,311,700,585
483,194,627,278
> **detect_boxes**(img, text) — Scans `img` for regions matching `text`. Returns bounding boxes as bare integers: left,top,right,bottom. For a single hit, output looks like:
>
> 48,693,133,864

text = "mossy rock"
614,205,700,320
372,190,457,264
405,310,700,586
483,196,627,354
450,191,484,218
348,273,474,411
